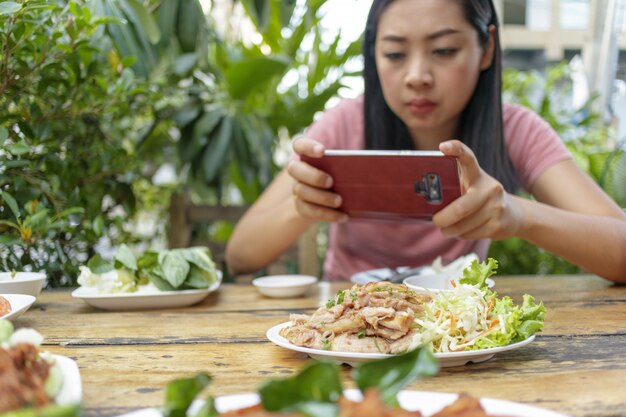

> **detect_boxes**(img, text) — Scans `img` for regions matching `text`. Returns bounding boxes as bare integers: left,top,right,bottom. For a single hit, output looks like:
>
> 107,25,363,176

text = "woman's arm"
434,140,626,282
226,138,346,275
225,170,311,275
515,159,626,282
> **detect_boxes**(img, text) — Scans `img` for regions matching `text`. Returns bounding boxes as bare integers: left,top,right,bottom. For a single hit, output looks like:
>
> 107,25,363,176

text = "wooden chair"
168,192,320,281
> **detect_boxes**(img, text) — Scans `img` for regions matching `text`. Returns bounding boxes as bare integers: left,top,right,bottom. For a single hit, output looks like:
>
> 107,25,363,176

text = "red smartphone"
301,150,461,220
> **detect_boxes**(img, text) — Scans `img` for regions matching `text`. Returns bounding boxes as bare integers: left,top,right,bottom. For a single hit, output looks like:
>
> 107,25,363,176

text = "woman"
226,0,626,282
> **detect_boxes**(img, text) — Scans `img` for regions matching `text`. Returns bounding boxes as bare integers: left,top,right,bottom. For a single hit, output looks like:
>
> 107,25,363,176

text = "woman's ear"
480,24,496,70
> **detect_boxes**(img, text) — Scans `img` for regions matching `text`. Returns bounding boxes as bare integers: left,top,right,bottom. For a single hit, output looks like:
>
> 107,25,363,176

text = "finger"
454,216,492,240
293,137,325,158
294,198,348,222
438,199,492,238
439,140,481,186
293,182,342,209
432,189,485,229
287,160,333,189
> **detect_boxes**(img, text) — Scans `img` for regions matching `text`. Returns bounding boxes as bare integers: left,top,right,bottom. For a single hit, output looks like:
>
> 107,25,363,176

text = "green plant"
170,0,362,204
0,0,175,285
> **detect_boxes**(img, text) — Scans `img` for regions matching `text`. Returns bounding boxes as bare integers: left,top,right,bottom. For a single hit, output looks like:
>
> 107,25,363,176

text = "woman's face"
375,0,493,146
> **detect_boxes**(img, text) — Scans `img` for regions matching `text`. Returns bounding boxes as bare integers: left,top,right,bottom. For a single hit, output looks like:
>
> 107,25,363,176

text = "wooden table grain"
15,275,626,417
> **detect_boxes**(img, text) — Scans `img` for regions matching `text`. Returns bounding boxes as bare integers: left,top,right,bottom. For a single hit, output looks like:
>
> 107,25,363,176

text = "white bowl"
0,272,47,297
403,274,495,293
252,275,317,298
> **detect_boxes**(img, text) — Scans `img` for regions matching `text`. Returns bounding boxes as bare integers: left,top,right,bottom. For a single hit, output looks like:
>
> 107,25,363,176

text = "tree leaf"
121,0,161,44
172,52,197,75
156,0,180,47
224,55,289,100
0,191,20,220
0,220,20,231
202,116,233,183
0,127,8,143
0,234,22,245
240,0,271,32
25,209,49,228
176,0,203,53
0,2,21,16
7,142,30,156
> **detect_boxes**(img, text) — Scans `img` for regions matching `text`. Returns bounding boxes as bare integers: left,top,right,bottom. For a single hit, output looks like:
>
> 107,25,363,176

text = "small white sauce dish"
252,275,317,298
403,274,495,293
0,272,47,297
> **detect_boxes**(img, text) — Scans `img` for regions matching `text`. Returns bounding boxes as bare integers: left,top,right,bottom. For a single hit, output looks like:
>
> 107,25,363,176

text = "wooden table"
16,275,626,417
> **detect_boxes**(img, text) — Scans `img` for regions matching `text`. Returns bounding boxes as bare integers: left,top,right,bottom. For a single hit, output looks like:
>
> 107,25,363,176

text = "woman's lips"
407,99,436,115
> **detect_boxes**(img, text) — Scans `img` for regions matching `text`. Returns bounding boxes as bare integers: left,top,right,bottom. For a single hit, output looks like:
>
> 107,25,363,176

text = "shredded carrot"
450,313,456,331
489,319,499,329
450,280,457,288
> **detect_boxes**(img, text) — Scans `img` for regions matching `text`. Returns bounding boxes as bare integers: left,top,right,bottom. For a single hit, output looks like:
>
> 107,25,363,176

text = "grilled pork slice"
279,282,431,354
331,333,390,353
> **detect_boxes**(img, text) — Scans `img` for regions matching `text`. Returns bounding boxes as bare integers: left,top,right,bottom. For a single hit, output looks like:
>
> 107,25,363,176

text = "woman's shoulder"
501,102,571,190
306,95,365,149
502,103,557,139
325,95,364,116
503,103,546,125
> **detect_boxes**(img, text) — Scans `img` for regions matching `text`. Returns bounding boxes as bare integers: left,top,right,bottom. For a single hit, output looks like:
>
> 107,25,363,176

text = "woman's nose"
405,59,434,88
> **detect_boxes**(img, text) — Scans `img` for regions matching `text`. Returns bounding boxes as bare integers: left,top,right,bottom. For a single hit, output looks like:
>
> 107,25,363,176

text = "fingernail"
334,195,342,207
440,142,452,152
325,177,333,188
314,144,324,155
338,214,349,223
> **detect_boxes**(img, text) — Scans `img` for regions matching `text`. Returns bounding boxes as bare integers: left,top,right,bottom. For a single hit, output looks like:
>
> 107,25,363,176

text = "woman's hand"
433,140,524,240
287,138,348,222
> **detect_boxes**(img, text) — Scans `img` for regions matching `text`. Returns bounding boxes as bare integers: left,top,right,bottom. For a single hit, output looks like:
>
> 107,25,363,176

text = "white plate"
71,280,220,311
267,322,536,367
0,293,37,321
54,354,82,405
116,389,571,417
0,272,47,297
403,274,495,292
350,266,432,285
252,275,317,298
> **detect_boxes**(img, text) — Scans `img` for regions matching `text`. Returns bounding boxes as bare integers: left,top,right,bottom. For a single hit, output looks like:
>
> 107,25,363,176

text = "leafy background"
1,0,624,285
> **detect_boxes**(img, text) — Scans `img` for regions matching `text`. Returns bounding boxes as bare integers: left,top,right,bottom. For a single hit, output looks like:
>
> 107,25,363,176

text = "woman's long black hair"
363,0,520,192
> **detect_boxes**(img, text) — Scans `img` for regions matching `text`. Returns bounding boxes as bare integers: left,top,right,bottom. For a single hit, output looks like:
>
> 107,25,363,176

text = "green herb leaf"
87,254,114,274
352,347,439,406
144,270,176,292
191,396,219,417
259,361,342,416
115,244,138,271
164,373,212,417
159,250,190,288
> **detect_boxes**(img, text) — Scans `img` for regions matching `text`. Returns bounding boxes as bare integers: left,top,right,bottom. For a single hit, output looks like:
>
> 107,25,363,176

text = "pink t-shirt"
302,96,572,281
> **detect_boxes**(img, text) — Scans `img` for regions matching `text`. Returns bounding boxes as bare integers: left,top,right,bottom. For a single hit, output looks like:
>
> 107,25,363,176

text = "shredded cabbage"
411,259,545,352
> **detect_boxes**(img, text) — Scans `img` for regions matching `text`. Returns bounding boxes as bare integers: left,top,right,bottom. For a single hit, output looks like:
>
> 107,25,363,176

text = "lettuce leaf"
459,258,498,289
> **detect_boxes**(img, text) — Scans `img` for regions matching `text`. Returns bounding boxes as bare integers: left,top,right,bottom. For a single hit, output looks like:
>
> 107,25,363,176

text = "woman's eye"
383,52,405,61
433,48,458,57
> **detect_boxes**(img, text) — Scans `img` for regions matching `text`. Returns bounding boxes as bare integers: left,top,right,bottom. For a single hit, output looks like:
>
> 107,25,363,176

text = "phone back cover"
302,154,461,220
